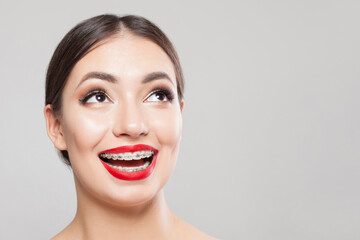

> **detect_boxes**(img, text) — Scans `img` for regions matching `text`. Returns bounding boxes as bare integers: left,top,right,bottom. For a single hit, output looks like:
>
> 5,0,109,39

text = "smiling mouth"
99,150,155,172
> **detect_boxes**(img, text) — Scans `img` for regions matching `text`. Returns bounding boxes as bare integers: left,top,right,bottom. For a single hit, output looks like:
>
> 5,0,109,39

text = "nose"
112,101,149,138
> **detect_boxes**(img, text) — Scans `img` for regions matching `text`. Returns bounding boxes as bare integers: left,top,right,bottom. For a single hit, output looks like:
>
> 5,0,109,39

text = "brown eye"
154,92,167,101
95,94,106,102
81,91,110,104
145,89,174,103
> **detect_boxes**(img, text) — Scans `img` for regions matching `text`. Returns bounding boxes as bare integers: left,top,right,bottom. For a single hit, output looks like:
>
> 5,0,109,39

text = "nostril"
111,103,149,138
113,122,148,138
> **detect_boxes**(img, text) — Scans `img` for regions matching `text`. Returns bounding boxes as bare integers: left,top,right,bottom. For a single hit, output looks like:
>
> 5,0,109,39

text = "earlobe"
44,105,67,151
180,101,184,114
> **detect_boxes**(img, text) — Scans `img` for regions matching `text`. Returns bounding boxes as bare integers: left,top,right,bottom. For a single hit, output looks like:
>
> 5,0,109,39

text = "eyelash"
78,87,175,104
146,87,174,102
79,88,110,104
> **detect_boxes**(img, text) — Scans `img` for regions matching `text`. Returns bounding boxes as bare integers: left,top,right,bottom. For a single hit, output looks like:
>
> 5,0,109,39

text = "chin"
105,185,163,208
72,163,170,209
70,145,178,209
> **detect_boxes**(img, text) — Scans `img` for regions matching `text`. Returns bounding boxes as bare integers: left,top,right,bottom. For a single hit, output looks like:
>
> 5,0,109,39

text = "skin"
45,33,216,240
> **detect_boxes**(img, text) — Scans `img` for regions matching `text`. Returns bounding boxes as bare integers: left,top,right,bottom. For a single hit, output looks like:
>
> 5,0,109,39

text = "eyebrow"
76,72,117,89
77,71,173,89
142,72,174,86
82,72,117,84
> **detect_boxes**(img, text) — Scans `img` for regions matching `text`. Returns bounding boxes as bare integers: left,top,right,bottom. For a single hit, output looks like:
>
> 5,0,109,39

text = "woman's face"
50,34,183,206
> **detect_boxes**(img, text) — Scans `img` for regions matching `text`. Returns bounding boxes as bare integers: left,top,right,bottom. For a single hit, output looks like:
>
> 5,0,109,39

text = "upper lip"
99,144,158,155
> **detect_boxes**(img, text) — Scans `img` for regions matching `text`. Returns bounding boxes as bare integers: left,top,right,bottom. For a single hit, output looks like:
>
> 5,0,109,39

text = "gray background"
0,0,359,239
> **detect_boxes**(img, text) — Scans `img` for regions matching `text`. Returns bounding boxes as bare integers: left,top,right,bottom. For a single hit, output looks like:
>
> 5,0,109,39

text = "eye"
147,92,168,102
80,90,111,104
87,93,109,103
145,88,174,103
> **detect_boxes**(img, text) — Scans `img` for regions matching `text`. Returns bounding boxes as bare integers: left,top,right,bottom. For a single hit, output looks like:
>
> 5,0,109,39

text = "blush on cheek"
153,110,182,148
63,111,110,155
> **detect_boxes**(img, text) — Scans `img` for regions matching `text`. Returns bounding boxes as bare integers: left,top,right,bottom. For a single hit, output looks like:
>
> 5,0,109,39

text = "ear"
44,104,67,151
180,100,184,114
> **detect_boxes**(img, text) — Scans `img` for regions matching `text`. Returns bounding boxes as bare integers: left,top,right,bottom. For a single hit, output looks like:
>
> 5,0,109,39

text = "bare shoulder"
50,230,73,240
174,218,218,240
50,223,81,240
50,231,66,240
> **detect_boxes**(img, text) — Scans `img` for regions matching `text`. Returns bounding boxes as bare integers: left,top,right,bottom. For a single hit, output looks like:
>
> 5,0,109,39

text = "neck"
69,178,176,240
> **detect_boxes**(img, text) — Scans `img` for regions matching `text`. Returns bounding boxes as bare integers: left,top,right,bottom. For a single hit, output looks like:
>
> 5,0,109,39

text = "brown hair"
45,14,184,165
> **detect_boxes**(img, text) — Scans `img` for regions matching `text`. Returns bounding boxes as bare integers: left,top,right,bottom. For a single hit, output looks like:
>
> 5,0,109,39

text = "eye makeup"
145,86,175,102
79,87,112,104
78,84,175,105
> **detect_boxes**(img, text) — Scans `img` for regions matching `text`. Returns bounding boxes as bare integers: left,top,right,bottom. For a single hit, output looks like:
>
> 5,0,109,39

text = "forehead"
68,34,176,86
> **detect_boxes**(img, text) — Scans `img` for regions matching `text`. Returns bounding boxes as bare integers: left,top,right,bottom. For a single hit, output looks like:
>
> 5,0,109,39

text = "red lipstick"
99,144,158,181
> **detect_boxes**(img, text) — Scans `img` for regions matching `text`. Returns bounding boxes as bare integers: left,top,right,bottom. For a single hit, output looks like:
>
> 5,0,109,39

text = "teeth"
134,152,142,160
124,152,132,160
104,161,151,172
100,150,155,161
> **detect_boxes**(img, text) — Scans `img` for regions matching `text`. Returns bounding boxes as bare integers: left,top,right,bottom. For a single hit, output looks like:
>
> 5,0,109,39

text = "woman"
44,14,216,239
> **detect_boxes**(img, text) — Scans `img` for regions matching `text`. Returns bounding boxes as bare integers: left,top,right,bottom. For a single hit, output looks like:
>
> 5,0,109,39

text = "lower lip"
100,154,157,181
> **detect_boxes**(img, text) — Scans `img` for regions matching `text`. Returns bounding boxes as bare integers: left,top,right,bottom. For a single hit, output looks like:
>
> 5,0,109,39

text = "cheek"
150,107,182,188
150,108,182,147
62,108,110,155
